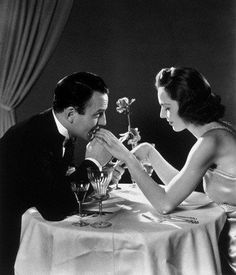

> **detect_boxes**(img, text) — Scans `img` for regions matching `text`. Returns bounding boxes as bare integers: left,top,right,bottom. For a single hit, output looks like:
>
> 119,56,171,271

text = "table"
15,184,227,275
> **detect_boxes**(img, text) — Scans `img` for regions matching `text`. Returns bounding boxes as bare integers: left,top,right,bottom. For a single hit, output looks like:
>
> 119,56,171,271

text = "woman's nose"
160,108,166,119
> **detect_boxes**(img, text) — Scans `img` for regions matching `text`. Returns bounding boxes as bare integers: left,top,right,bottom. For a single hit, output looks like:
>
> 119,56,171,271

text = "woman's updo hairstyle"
155,67,225,125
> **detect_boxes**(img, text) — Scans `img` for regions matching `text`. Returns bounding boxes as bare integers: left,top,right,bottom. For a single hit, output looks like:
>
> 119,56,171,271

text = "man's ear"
64,107,76,123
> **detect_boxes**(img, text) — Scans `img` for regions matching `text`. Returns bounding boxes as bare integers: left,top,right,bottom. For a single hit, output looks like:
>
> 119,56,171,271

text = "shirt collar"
52,109,69,139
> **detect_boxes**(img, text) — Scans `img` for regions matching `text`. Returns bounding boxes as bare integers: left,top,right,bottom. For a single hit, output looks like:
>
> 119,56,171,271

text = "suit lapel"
39,109,65,161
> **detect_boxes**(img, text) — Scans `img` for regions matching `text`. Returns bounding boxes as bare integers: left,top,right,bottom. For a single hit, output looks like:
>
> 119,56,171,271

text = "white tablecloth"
15,184,227,275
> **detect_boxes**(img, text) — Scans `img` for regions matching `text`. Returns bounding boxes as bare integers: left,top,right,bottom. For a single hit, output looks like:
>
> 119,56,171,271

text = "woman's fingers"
95,129,120,147
94,136,111,150
94,129,132,162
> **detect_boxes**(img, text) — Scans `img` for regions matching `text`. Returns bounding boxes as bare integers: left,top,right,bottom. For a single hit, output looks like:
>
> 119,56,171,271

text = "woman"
95,67,236,273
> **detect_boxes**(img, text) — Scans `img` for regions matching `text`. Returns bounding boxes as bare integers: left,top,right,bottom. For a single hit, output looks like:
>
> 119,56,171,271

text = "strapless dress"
204,168,236,273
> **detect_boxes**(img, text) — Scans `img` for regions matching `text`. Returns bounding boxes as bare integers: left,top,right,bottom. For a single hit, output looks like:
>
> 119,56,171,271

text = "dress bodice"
201,121,236,208
202,122,236,273
203,168,236,208
204,167,236,274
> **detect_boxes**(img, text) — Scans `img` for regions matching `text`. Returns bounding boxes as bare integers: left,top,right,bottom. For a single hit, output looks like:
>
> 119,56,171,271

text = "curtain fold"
0,0,74,137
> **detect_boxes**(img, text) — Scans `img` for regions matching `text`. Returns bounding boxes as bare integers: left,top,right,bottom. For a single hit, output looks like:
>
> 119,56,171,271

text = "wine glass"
104,161,121,190
71,179,90,226
141,143,155,177
87,168,113,228
141,161,154,177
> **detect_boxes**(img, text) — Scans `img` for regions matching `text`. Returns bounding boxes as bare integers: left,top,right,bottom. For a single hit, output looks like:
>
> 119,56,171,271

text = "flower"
116,97,141,148
116,97,136,114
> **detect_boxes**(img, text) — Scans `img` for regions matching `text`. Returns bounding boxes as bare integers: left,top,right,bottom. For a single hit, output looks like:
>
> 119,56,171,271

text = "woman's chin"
172,125,184,132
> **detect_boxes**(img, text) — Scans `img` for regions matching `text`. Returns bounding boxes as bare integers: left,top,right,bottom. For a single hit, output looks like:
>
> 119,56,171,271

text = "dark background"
15,0,236,186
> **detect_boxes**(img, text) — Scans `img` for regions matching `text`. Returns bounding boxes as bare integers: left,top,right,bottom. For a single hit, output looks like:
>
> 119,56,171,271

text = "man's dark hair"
156,67,225,125
53,72,109,114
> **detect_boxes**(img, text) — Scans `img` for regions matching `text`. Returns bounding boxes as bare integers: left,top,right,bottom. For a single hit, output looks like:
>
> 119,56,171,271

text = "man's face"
69,91,108,140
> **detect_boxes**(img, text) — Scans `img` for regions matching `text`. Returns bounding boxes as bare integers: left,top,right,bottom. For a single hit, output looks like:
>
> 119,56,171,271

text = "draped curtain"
0,0,74,137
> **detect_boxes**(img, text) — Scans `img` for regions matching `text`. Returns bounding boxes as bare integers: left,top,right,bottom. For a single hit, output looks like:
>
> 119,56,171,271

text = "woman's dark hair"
155,67,225,125
53,72,109,114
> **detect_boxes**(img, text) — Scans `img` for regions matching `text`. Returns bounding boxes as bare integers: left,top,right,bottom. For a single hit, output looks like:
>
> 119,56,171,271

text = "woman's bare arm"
95,129,217,214
131,142,179,184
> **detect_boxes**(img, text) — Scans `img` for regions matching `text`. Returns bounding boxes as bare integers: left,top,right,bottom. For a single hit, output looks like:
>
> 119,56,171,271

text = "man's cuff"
85,158,102,170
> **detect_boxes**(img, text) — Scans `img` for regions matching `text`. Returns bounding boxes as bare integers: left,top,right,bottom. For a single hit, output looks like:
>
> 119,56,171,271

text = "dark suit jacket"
0,109,97,273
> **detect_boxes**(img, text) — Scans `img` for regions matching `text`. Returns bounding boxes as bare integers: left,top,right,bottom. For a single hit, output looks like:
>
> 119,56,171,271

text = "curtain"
0,0,74,137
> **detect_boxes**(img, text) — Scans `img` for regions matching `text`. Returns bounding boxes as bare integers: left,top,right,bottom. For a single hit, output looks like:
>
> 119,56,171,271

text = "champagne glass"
71,179,90,226
87,168,113,228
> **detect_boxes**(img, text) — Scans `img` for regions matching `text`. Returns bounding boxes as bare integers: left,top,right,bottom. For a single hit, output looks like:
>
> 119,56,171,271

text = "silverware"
142,213,199,224
84,210,113,216
164,214,199,224
142,214,156,222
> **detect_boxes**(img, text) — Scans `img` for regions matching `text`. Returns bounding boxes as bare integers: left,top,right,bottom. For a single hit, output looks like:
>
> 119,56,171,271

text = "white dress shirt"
52,109,101,169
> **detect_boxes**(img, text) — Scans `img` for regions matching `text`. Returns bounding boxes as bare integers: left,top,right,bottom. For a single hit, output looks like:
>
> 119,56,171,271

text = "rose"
116,97,136,114
116,96,141,148
114,97,141,186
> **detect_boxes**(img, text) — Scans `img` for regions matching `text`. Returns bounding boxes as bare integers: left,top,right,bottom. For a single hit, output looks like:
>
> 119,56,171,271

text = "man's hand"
86,138,113,167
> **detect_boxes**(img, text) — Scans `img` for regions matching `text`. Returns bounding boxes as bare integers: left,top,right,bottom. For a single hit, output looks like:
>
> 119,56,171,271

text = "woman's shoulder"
201,122,236,161
201,121,236,143
204,121,236,134
190,132,218,161
191,125,230,158
201,128,236,155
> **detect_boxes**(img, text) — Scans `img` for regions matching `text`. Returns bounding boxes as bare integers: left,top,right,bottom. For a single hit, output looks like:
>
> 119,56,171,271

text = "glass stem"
98,200,103,218
78,200,82,218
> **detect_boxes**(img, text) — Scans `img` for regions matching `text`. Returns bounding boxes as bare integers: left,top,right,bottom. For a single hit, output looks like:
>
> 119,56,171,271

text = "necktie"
63,138,75,166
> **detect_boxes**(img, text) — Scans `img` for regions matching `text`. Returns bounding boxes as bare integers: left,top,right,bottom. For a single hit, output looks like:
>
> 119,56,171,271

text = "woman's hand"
85,137,113,166
94,128,131,162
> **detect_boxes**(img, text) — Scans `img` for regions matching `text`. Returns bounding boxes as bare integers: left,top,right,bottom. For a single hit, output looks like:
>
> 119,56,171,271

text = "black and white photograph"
0,1,235,274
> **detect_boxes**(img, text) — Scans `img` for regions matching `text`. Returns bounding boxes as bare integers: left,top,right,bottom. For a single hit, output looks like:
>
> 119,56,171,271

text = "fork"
142,213,199,224
160,214,199,224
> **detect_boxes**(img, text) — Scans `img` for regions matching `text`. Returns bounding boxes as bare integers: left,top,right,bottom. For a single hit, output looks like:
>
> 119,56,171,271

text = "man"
0,72,113,274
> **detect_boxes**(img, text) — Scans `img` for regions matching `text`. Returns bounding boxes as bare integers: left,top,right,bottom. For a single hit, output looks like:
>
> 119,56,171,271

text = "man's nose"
99,113,106,126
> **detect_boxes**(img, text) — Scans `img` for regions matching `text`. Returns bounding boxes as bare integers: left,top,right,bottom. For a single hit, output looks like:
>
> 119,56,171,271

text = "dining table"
14,183,227,275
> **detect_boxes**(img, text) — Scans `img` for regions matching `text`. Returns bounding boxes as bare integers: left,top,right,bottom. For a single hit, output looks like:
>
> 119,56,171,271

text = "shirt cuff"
85,158,102,171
